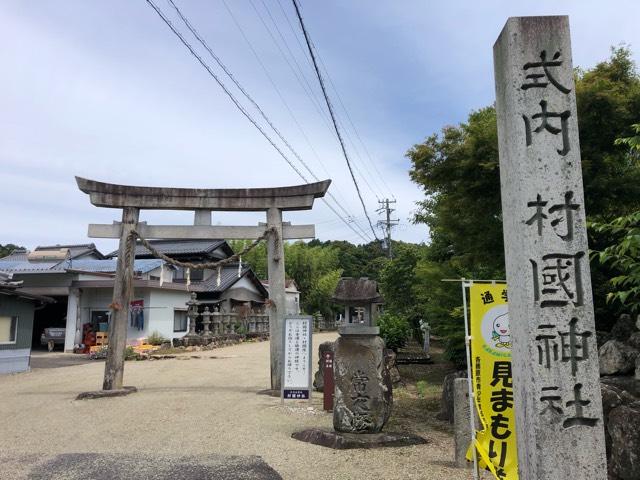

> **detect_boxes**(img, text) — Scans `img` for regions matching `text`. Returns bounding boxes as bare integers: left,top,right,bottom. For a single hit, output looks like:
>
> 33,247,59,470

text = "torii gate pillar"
267,207,286,390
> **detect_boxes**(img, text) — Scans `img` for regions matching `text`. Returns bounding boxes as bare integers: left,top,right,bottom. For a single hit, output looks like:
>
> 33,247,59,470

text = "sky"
2,1,639,254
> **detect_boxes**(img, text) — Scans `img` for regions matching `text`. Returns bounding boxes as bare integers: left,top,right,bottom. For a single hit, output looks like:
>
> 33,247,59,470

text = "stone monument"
494,16,607,479
292,278,425,448
331,278,390,433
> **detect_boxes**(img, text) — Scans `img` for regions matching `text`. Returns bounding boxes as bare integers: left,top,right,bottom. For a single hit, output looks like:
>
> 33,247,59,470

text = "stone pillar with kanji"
494,16,607,479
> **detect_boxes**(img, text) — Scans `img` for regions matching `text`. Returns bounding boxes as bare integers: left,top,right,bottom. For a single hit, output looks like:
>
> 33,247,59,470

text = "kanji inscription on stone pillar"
494,16,607,479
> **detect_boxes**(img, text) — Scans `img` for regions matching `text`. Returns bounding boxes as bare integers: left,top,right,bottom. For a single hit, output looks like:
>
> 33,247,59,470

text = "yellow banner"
467,284,518,479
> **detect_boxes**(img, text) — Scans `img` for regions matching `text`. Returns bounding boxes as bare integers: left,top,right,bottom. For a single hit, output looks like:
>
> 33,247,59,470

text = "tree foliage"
591,124,640,313
0,244,22,259
404,47,640,361
377,312,412,352
592,211,640,313
228,239,347,318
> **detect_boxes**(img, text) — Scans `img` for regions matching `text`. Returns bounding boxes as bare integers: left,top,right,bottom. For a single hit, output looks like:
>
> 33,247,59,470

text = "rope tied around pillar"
126,226,279,271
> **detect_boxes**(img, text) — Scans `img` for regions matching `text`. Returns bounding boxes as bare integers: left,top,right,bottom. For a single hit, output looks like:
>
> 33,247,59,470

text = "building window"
174,310,188,332
0,316,18,344
174,267,204,282
91,310,110,332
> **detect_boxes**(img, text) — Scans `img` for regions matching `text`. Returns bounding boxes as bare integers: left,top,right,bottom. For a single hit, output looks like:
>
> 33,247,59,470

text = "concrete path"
0,333,473,480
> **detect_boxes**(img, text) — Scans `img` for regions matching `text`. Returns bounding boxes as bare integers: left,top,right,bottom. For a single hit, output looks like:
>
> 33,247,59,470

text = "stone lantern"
331,278,391,433
333,277,384,333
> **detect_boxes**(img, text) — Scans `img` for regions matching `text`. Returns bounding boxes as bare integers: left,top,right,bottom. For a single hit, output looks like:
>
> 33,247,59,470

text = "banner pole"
462,279,479,480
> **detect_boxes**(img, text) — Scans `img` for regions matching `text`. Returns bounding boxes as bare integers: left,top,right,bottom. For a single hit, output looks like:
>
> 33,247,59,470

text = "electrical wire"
167,0,372,242
145,0,372,243
219,0,363,226
290,0,380,241
273,0,392,200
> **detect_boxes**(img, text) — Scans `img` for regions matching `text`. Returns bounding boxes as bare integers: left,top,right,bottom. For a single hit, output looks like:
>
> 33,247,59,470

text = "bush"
146,331,168,346
378,312,411,351
124,346,139,360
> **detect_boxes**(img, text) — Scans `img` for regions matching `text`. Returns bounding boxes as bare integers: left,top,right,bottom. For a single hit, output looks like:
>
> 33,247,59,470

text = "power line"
219,0,358,221
315,55,395,199
247,0,333,133
185,0,372,242
290,0,380,241
273,0,391,201
166,0,367,239
223,0,378,238
144,0,371,243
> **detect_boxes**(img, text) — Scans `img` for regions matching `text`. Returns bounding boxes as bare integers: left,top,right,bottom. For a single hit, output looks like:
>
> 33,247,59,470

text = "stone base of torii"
75,176,330,394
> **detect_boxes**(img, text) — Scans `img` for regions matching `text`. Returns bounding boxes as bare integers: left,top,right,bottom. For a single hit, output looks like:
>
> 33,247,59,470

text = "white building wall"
78,287,190,343
145,289,191,341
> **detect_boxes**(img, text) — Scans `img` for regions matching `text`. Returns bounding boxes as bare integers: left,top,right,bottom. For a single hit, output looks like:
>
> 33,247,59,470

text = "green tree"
592,211,640,314
228,240,267,278
0,244,23,259
407,106,503,276
284,242,344,316
406,47,640,360
303,268,343,319
591,123,640,314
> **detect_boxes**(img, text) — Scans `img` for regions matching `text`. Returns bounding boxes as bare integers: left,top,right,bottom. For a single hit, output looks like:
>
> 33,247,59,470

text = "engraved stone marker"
494,16,607,479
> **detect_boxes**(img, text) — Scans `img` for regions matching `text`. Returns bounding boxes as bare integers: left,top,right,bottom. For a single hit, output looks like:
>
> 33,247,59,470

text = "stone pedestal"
333,332,392,433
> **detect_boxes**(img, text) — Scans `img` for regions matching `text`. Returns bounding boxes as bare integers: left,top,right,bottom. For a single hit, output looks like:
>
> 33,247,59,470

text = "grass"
385,337,459,435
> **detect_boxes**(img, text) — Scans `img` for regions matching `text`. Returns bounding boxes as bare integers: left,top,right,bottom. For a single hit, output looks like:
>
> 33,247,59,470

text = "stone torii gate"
76,176,330,394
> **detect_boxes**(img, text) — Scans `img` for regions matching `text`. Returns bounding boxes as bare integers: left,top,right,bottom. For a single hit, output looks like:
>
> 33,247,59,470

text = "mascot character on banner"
466,284,518,479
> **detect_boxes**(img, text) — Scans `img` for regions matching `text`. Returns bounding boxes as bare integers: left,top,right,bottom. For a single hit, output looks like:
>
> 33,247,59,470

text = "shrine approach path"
0,332,481,480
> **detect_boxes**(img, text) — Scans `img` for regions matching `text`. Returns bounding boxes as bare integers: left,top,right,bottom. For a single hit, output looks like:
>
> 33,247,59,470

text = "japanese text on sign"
468,284,518,480
282,316,312,400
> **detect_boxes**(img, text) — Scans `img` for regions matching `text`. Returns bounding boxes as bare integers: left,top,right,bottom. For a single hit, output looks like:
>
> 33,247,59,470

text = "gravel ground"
0,333,479,480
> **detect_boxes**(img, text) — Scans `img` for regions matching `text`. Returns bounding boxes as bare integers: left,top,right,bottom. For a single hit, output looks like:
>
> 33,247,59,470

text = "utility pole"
376,199,399,258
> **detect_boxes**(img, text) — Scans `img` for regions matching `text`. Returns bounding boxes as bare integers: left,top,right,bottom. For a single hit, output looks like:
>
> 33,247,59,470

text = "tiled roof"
0,259,165,275
68,259,165,274
35,243,104,259
0,261,63,273
195,265,251,292
195,265,268,297
106,240,228,258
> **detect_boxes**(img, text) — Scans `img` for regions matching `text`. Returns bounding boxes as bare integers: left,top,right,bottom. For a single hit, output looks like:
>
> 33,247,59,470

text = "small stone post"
103,207,139,391
212,306,221,335
453,378,472,468
267,207,286,391
494,16,607,478
185,293,200,340
201,306,212,338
